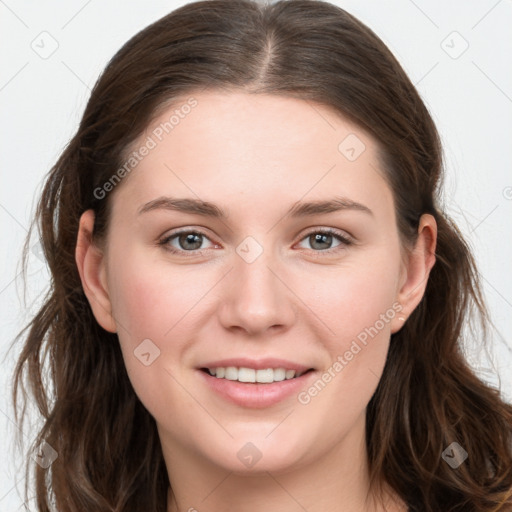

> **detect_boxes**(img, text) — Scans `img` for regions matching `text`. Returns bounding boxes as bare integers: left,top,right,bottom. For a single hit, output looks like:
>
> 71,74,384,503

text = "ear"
75,210,117,333
390,213,437,334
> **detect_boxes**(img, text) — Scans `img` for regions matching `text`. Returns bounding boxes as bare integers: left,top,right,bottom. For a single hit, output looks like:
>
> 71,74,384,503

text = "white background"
1,0,511,509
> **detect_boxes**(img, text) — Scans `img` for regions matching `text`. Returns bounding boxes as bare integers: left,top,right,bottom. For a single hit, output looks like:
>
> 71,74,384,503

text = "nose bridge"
219,234,295,335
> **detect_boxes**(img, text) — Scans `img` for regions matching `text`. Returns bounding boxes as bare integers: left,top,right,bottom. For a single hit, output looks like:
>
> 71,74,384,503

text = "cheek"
108,247,211,342
295,257,400,423
105,249,221,409
315,254,400,345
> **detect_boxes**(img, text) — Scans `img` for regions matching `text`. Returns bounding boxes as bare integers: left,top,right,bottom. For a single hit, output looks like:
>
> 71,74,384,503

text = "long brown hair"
11,0,512,510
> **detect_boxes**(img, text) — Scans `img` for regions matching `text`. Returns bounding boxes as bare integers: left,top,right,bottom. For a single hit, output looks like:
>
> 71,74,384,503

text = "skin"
76,91,436,512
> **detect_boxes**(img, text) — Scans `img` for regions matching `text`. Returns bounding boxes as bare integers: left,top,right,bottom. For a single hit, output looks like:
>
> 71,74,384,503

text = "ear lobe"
390,213,437,334
75,210,117,333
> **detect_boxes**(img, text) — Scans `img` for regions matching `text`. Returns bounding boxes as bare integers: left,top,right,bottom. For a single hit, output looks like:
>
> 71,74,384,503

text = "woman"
11,0,512,510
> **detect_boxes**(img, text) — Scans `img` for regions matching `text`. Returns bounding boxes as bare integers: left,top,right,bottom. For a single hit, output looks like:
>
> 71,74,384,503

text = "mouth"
196,357,317,407
199,366,315,384
197,365,317,408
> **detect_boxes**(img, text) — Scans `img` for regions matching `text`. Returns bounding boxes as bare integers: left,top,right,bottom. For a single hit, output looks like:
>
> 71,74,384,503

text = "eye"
296,228,353,253
158,230,216,255
158,227,353,257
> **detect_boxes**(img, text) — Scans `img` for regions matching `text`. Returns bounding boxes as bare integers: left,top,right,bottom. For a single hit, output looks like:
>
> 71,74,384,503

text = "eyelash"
157,228,354,258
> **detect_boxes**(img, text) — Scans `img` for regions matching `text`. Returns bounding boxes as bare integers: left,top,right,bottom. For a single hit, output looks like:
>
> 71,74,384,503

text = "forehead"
109,90,393,222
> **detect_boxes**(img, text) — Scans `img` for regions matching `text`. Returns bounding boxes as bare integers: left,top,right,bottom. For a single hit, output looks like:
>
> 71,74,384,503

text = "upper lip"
198,358,313,373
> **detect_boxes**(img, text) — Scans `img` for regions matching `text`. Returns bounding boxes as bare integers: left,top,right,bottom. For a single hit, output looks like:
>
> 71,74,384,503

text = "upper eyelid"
160,227,353,251
161,228,217,246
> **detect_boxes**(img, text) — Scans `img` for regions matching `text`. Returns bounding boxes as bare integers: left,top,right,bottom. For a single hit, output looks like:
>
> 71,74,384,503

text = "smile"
203,366,313,383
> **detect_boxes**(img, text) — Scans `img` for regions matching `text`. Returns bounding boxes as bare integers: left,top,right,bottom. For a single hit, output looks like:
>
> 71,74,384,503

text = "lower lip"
197,369,316,408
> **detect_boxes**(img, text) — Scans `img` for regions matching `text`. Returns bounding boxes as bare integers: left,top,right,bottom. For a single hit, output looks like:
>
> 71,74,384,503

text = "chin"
199,429,313,475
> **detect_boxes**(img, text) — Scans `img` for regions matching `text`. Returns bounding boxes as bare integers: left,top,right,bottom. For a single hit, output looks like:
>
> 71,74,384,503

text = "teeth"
238,367,256,382
225,366,238,380
257,368,277,383
285,369,296,379
207,366,301,383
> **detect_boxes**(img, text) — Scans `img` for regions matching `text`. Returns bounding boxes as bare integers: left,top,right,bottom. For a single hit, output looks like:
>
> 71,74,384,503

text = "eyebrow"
137,195,373,219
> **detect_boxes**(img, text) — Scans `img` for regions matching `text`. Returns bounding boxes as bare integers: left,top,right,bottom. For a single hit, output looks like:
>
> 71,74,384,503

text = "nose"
217,245,297,337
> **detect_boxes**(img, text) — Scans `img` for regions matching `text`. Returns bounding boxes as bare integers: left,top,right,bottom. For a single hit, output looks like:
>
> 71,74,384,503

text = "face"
78,91,432,476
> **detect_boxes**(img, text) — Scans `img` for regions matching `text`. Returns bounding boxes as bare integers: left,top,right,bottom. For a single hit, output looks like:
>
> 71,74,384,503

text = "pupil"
180,233,202,250
311,233,332,250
